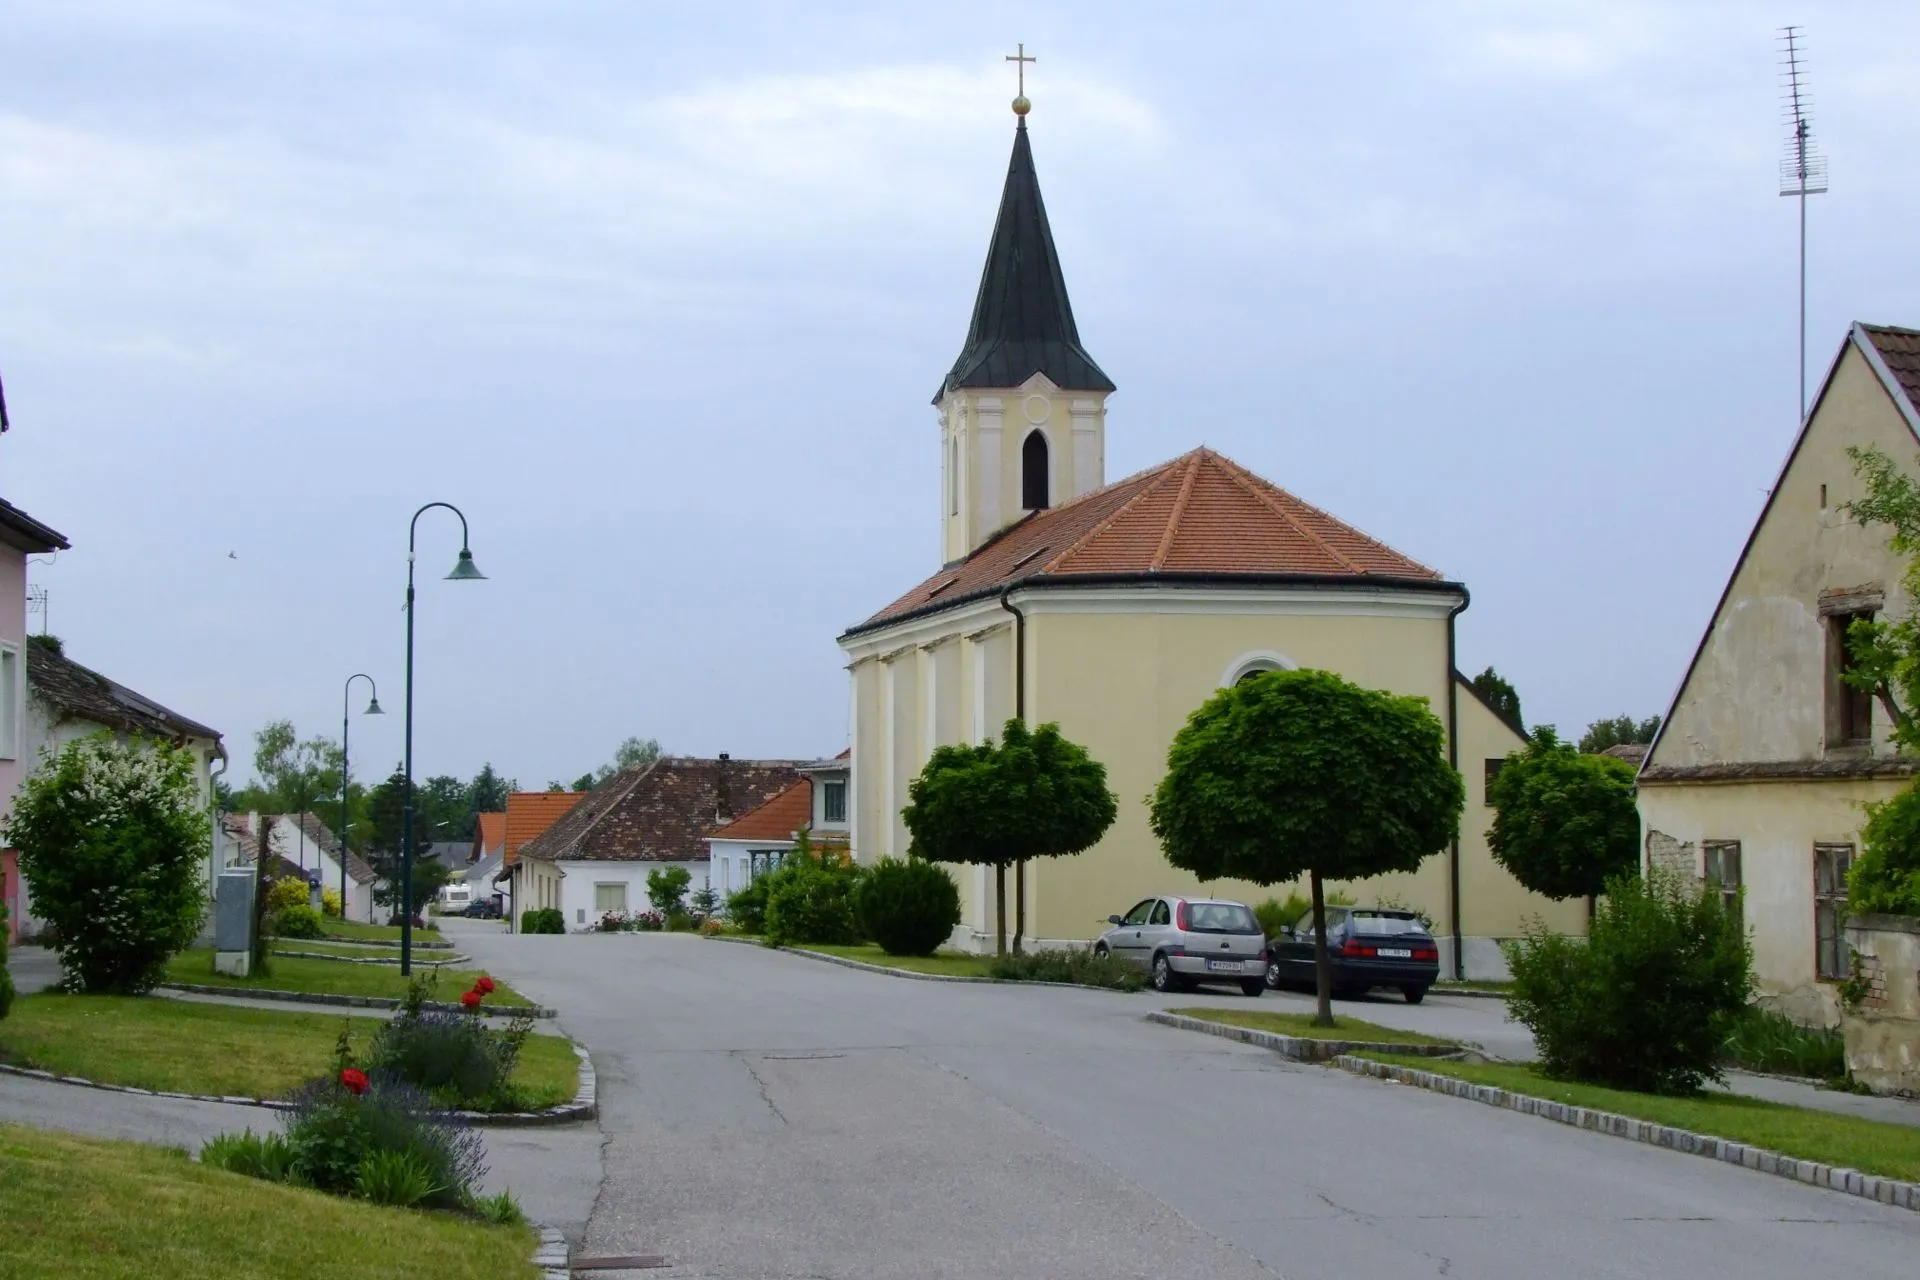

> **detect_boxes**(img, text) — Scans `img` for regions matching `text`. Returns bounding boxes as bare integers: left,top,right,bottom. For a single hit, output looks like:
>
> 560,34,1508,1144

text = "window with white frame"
821,780,847,824
594,882,627,914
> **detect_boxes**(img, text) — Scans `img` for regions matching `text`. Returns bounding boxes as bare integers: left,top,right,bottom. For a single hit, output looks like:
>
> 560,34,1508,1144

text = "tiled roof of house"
1860,324,1920,416
0,497,69,555
1600,742,1650,765
708,778,814,842
504,792,586,867
284,811,378,885
520,757,808,864
473,811,506,858
26,635,220,741
851,447,1447,634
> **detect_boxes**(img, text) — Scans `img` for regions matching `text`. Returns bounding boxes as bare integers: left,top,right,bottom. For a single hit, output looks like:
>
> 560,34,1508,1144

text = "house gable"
1646,327,1920,775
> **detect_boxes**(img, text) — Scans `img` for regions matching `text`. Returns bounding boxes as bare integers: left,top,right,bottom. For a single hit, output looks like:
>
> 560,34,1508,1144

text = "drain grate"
570,1257,670,1272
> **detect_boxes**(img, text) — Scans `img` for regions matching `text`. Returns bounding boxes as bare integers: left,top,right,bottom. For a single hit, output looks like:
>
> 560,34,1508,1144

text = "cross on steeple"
1006,43,1035,115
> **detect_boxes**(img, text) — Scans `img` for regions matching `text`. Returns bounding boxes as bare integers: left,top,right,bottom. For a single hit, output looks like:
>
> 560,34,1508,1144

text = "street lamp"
339,674,382,924
402,502,485,975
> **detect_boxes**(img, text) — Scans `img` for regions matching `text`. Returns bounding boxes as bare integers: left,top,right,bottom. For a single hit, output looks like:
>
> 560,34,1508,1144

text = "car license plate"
1377,947,1413,959
1206,960,1243,972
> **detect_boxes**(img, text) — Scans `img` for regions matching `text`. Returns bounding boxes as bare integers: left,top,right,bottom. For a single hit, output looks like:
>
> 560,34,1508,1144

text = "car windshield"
1184,902,1260,934
1351,913,1427,936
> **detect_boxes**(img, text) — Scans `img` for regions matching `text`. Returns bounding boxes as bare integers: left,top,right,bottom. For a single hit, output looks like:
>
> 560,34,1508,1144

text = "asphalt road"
443,924,1920,1280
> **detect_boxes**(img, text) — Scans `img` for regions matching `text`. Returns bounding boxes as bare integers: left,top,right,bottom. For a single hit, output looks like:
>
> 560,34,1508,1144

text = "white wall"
706,839,794,903
555,859,705,931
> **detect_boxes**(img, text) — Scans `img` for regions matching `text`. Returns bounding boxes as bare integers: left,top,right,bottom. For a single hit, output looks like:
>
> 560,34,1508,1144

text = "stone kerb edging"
532,1225,569,1278
320,935,454,950
1335,1055,1920,1214
706,933,1139,993
0,1040,597,1127
274,949,474,967
1146,1010,1461,1062
156,982,557,1019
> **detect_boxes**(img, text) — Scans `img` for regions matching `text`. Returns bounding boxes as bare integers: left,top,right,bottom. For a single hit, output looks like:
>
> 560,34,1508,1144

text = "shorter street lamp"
339,674,383,922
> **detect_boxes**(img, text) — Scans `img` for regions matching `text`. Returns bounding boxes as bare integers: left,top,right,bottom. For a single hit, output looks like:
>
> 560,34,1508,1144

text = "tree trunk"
1013,860,1025,954
1586,894,1596,927
1311,869,1334,1027
994,862,1007,957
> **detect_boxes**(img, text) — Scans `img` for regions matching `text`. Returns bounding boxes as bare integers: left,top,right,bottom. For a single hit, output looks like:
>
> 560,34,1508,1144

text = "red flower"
460,990,482,1009
339,1068,369,1095
475,976,496,995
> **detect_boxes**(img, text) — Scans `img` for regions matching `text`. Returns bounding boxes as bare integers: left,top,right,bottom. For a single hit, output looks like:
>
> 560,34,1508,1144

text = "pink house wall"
0,545,27,944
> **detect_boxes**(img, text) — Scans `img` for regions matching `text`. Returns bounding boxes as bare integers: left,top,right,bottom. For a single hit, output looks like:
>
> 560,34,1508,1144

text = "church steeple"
937,99,1115,563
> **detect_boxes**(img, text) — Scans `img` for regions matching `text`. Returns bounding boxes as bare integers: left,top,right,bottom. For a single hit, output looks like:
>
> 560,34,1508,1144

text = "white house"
219,811,380,924
707,756,851,898
517,755,810,930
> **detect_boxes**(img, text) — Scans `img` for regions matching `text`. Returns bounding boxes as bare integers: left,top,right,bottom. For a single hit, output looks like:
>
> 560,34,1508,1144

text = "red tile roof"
1861,324,1920,417
473,811,506,858
520,757,810,864
708,778,813,842
504,792,586,867
852,447,1444,633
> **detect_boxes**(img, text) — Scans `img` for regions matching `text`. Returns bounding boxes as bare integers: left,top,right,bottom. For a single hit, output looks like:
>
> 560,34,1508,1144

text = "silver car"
1092,895,1268,995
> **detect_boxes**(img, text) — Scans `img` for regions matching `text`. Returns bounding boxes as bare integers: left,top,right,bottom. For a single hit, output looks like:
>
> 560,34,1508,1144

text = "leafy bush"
854,858,961,956
3,733,209,994
646,866,692,913
987,947,1146,991
320,887,343,918
698,916,724,937
520,908,565,935
689,883,720,916
266,878,311,913
369,975,530,1109
725,876,771,934
353,1148,443,1207
665,909,694,932
200,1129,297,1182
1252,892,1312,939
1717,1006,1848,1080
0,905,13,1022
1851,781,1920,917
763,839,863,948
280,1072,486,1210
272,905,325,940
1504,869,1750,1094
473,1189,527,1226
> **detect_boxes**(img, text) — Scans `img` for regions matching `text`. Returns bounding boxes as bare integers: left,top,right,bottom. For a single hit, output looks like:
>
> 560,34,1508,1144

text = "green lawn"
0,994,578,1108
1168,1007,1461,1047
274,938,406,961
783,942,997,978
1360,1054,1920,1183
321,920,446,946
165,950,531,1008
0,1123,537,1280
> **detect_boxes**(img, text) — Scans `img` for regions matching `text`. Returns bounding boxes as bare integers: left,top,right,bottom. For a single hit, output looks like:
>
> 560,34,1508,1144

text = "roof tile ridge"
1149,453,1204,571
1041,456,1189,574
1206,450,1367,576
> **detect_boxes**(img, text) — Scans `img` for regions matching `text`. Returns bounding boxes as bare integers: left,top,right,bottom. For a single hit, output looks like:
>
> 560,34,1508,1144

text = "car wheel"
1240,979,1265,998
1402,985,1428,1005
1151,954,1184,993
1093,943,1110,959
1264,960,1282,989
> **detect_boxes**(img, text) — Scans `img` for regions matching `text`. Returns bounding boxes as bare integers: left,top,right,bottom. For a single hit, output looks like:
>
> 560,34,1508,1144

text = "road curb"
706,934,1140,993
1332,1054,1920,1213
155,983,557,1018
1145,1010,1461,1062
273,949,473,967
0,1039,597,1127
1431,984,1508,1001
320,934,454,950
532,1225,569,1278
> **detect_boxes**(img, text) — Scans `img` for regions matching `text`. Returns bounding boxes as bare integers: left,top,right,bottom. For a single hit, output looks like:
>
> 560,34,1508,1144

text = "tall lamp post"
402,503,485,975
339,674,383,923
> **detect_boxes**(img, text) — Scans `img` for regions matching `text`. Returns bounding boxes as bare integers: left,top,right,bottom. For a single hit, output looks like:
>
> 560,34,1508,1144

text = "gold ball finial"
1012,94,1031,117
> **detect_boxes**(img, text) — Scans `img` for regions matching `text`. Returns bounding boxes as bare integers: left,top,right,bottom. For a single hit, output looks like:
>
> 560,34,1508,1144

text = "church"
836,91,1584,978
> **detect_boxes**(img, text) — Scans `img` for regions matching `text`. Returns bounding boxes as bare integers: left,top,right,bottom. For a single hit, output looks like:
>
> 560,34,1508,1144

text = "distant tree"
1149,669,1463,1025
545,781,571,793
1488,727,1639,914
613,737,661,771
238,719,342,816
571,772,596,792
646,866,693,913
1469,666,1525,734
366,769,408,855
467,763,512,816
418,774,473,842
1577,714,1662,755
903,720,1116,956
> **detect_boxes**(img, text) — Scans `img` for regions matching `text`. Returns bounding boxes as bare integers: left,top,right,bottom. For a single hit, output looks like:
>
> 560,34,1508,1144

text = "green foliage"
1486,726,1640,901
352,1148,443,1207
1577,714,1662,755
903,719,1117,954
1468,666,1524,733
199,1129,297,1183
1252,893,1312,939
688,882,720,916
854,858,962,956
763,836,864,948
4,733,210,994
1851,780,1920,917
645,866,693,913
472,1189,527,1227
725,876,771,934
1504,869,1751,1094
986,947,1146,991
319,887,342,918
272,905,325,940
280,1075,484,1210
1717,1006,1847,1081
1838,445,1920,749
0,905,12,1022
366,1009,529,1110
519,908,565,935
266,878,311,913
664,910,693,932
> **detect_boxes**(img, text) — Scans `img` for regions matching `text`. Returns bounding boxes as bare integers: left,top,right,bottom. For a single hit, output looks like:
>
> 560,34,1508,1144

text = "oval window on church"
1022,430,1050,510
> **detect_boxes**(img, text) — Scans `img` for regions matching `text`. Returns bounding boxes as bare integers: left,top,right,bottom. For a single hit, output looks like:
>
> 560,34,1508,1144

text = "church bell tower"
936,70,1115,563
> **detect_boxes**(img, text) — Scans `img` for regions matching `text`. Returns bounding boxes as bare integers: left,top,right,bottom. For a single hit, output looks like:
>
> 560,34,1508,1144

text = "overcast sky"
5,1,1918,790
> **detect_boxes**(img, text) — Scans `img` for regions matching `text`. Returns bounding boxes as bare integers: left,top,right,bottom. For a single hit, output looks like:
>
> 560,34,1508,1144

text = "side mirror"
1106,914,1124,926
1280,925,1295,937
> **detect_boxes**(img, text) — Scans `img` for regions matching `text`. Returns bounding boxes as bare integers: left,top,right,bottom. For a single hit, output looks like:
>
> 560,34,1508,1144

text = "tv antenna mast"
1779,25,1828,423
25,585,47,635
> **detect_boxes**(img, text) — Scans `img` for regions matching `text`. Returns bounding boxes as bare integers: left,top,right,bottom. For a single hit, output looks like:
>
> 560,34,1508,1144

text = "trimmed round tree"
1149,668,1464,1025
854,858,962,956
4,732,210,994
1486,727,1639,914
902,719,1117,956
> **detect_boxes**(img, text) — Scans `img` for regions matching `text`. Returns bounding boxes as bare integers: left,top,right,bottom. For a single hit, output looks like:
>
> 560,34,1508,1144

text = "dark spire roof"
935,119,1114,403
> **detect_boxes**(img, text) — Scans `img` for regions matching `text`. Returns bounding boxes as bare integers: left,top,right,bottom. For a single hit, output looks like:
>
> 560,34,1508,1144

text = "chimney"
715,753,733,823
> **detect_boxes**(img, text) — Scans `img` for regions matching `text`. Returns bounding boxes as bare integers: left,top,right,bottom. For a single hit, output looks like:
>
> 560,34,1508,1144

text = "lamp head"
364,695,384,716
446,548,486,581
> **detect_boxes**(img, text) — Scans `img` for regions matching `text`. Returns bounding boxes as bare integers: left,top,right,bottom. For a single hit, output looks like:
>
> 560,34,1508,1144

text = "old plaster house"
835,101,1584,976
1640,322,1920,1024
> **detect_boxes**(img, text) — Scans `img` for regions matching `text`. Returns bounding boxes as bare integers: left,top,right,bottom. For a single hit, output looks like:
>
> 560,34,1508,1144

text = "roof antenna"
1779,25,1828,425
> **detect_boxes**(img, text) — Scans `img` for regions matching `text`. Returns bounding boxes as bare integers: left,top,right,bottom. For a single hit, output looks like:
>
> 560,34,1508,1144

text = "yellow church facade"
838,110,1585,977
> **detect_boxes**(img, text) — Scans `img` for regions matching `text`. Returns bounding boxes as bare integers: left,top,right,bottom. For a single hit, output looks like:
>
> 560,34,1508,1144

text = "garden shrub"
520,908,565,935
988,947,1146,991
725,876,771,934
368,974,531,1110
279,1071,486,1210
665,909,694,932
4,732,209,994
266,878,311,913
646,865,692,913
0,905,13,1022
200,1129,297,1183
272,904,325,940
1504,869,1750,1094
320,887,343,918
353,1148,443,1207
473,1189,527,1226
1851,781,1920,917
763,841,863,948
1716,1005,1848,1080
854,858,961,956
1252,892,1311,940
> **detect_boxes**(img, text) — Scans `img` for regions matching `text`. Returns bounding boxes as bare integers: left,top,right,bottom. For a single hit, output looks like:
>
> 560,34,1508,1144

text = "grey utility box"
213,870,256,976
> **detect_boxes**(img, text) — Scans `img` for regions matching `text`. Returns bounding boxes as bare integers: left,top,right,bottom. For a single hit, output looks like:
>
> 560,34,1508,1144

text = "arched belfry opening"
1022,430,1050,510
